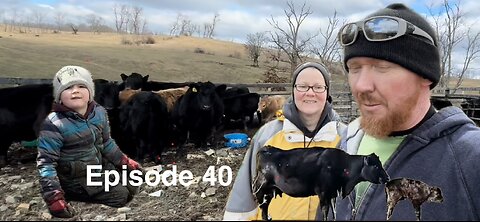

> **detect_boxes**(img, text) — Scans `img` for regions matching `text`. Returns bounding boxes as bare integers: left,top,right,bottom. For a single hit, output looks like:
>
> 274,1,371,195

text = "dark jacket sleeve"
37,119,65,203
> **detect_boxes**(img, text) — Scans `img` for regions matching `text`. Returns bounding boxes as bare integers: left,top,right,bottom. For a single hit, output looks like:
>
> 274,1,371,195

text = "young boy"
37,65,141,218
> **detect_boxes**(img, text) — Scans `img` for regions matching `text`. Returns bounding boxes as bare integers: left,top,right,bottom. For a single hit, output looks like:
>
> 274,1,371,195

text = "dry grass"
0,25,478,89
0,30,286,84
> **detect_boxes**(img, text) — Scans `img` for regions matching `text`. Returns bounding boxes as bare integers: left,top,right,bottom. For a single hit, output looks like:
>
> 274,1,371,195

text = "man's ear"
421,77,433,87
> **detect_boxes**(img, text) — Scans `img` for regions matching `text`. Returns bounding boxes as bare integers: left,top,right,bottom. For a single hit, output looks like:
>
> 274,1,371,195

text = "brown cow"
119,87,188,112
257,95,287,123
119,88,141,104
153,86,189,112
385,177,443,221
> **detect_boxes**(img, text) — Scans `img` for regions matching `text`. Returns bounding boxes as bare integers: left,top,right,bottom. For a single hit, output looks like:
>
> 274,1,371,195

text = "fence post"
445,88,450,98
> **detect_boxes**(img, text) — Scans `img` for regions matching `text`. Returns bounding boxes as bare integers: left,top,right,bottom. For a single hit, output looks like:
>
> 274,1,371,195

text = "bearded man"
328,3,480,221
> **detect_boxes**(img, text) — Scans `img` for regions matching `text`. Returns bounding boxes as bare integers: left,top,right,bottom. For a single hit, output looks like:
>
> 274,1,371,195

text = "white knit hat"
53,66,95,103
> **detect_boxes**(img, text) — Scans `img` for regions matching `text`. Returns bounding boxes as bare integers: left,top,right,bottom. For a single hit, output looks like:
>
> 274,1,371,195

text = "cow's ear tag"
192,87,197,92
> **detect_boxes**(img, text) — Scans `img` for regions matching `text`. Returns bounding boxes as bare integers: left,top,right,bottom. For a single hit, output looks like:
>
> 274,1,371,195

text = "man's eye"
348,65,361,74
375,65,391,73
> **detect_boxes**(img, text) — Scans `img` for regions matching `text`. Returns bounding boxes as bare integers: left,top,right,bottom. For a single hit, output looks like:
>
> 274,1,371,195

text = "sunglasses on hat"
339,16,436,46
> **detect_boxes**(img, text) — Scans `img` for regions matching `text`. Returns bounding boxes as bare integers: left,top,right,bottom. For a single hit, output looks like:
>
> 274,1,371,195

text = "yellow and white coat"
223,116,345,220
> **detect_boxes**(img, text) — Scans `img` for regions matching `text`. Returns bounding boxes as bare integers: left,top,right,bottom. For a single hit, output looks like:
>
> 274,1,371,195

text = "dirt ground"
0,128,255,221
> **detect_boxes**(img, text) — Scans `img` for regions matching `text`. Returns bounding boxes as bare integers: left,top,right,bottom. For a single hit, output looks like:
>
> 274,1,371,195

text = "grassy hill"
0,30,287,84
0,26,478,90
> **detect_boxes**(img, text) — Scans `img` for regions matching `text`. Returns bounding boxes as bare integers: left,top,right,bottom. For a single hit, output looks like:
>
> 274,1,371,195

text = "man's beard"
357,90,420,138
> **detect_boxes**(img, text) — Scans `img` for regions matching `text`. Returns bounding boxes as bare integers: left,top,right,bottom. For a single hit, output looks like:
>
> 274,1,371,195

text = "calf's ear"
121,73,128,81
143,75,149,82
216,84,227,95
365,153,380,165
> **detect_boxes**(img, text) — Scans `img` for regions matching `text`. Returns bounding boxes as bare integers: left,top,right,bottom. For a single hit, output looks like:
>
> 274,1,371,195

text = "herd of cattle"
0,72,288,167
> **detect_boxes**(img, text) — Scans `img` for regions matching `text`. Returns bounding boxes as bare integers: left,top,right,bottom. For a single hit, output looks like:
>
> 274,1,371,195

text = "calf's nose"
201,105,211,110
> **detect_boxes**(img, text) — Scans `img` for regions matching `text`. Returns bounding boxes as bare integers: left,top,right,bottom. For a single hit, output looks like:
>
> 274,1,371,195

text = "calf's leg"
413,203,421,221
386,199,398,220
260,193,273,221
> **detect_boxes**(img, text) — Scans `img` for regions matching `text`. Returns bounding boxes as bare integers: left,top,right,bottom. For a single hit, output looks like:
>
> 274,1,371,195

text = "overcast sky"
1,0,480,78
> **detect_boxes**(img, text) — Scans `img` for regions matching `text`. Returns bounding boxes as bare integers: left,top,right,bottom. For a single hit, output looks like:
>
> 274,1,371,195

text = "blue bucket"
224,133,249,149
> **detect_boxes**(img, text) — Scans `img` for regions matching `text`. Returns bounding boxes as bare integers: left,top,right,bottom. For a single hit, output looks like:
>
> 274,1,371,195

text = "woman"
223,61,345,220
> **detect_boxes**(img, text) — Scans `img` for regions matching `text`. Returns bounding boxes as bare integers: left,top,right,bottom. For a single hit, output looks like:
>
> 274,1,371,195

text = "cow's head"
428,186,444,203
252,146,282,205
187,82,225,111
93,79,120,110
120,72,149,90
361,153,390,184
257,96,271,113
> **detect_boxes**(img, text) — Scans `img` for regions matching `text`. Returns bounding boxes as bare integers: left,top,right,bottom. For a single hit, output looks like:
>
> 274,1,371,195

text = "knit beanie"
291,61,331,100
53,66,95,103
343,3,441,89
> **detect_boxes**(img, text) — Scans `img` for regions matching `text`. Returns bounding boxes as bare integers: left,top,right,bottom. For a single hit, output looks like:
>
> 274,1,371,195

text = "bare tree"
0,9,5,32
86,14,104,34
53,12,65,32
267,1,317,77
130,6,144,35
429,0,480,91
169,13,199,37
187,23,199,36
180,17,192,36
245,32,268,67
70,23,79,34
32,9,48,33
310,10,345,68
8,8,18,32
203,12,220,39
170,13,184,36
113,4,130,33
453,30,480,90
141,19,149,35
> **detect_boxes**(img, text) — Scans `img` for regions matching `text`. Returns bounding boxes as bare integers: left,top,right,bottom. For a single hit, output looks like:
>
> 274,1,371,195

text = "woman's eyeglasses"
338,16,436,46
294,84,328,93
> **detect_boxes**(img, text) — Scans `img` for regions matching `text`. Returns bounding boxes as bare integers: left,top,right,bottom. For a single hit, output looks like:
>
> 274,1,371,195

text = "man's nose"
351,68,375,93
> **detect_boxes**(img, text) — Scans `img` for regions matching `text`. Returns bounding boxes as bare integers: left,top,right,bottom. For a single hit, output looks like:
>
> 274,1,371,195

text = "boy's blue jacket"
37,102,125,202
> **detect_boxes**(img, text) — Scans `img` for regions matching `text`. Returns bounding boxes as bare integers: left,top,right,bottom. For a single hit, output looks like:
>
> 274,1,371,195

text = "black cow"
430,97,452,110
385,178,443,221
461,98,480,119
118,91,169,163
171,81,226,148
252,145,390,221
223,86,250,98
0,84,53,167
120,72,191,91
120,72,147,90
93,79,121,110
222,91,260,130
93,79,124,150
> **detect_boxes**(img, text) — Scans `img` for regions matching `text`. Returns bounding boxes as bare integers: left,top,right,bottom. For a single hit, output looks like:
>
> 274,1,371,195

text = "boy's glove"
119,155,142,171
48,192,76,218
